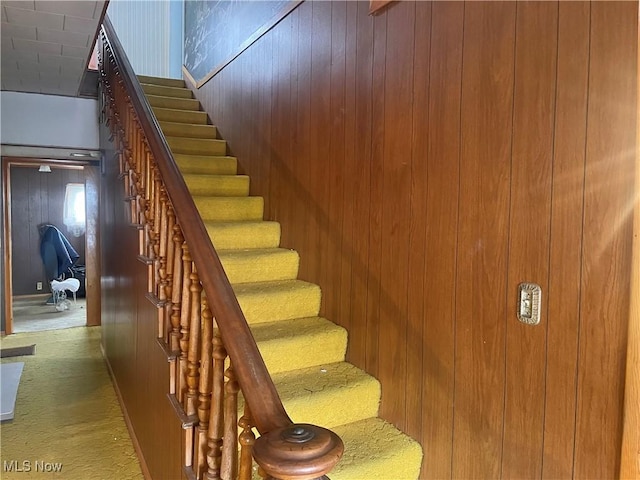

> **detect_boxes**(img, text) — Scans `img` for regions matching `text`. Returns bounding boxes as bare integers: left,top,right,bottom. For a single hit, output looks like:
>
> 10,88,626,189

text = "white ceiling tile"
62,13,96,34
38,52,82,69
37,26,89,46
2,76,22,90
2,1,35,9
17,58,57,72
13,36,61,54
2,7,8,22
2,49,36,61
35,1,96,19
1,57,18,71
62,44,88,58
5,5,64,29
1,21,37,39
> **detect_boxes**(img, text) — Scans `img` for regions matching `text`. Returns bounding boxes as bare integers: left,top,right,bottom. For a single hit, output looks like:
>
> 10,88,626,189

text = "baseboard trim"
101,343,153,480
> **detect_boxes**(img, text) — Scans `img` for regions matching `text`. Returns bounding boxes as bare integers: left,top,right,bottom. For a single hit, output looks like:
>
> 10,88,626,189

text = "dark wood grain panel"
377,0,415,431
574,3,637,478
542,3,590,477
405,0,431,449
502,3,558,478
346,0,374,370
364,9,387,380
453,3,516,478
420,3,464,478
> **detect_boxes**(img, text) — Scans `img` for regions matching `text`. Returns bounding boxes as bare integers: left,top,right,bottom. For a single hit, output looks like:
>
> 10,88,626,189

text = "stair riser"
184,176,250,197
220,250,300,284
142,83,193,99
167,137,226,156
148,95,201,111
194,197,264,222
159,122,217,139
253,318,348,374
175,155,237,175
152,107,208,125
234,283,321,324
205,222,281,250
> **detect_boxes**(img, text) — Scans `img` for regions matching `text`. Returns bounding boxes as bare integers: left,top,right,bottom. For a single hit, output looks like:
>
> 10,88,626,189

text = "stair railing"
98,16,343,480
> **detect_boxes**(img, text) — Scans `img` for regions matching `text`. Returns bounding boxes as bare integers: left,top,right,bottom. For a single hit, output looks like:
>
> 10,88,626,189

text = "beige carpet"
0,327,143,479
12,295,86,333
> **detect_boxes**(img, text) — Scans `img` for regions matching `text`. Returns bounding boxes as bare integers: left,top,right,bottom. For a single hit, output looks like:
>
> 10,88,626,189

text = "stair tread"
159,121,217,139
251,317,347,374
152,107,208,124
233,279,321,324
147,94,200,111
141,83,193,99
330,417,423,480
204,220,281,249
218,247,300,284
270,362,380,429
137,75,185,88
184,174,250,197
175,154,237,175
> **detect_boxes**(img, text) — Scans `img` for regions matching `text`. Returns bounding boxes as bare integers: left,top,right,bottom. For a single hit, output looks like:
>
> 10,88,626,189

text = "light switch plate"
517,283,541,325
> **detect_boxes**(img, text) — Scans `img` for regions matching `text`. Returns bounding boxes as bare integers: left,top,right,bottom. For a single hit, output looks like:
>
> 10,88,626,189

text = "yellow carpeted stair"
138,74,424,480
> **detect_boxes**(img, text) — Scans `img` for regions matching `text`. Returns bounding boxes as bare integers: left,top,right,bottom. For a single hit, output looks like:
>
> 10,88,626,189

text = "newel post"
252,424,343,480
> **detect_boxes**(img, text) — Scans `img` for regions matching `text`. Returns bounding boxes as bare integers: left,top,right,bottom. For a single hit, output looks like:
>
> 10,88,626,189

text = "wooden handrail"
101,16,289,434
100,15,343,480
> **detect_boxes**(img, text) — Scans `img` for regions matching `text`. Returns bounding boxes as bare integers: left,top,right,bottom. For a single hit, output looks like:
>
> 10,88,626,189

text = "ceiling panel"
1,0,106,97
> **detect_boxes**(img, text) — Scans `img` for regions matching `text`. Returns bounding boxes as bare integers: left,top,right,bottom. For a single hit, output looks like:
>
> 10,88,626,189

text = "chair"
50,278,80,311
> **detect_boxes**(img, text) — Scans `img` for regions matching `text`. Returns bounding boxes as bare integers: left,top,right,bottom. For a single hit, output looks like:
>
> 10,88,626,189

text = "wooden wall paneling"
502,3,558,478
364,7,387,380
377,0,414,431
27,166,43,282
325,0,347,326
542,2,590,477
452,3,516,478
303,1,331,286
420,2,464,478
258,33,274,215
404,0,431,447
10,167,30,294
292,3,312,261
338,0,358,352
270,13,292,234
347,0,374,369
574,2,637,477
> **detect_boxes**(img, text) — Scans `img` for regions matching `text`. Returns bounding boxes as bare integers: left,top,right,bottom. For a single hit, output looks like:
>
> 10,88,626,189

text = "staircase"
138,75,423,480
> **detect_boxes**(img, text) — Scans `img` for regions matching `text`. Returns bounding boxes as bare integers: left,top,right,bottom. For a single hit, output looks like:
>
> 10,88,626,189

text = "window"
63,183,86,237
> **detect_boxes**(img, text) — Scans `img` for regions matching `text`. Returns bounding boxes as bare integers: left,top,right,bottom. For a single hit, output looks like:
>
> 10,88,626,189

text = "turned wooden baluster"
178,243,193,403
195,296,213,479
238,404,257,480
221,364,239,480
205,327,226,480
159,193,174,340
152,165,163,299
170,224,184,354
185,268,202,416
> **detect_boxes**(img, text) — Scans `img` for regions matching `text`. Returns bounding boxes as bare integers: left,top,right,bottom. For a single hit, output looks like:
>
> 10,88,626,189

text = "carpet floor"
0,327,143,479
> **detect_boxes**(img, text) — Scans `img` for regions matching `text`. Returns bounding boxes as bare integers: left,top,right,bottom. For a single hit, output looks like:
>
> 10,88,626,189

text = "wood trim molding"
620,19,639,477
2,158,13,334
1,157,100,334
369,0,394,15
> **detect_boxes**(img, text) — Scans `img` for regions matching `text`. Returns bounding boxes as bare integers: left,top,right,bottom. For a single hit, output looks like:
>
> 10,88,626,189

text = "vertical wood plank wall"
10,166,86,295
188,1,637,477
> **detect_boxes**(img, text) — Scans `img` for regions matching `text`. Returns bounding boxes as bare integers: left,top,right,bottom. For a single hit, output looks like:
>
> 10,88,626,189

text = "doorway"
2,157,100,335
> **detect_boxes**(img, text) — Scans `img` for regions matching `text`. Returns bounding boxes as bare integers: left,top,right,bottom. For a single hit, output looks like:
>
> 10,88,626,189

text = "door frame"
1,156,100,334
